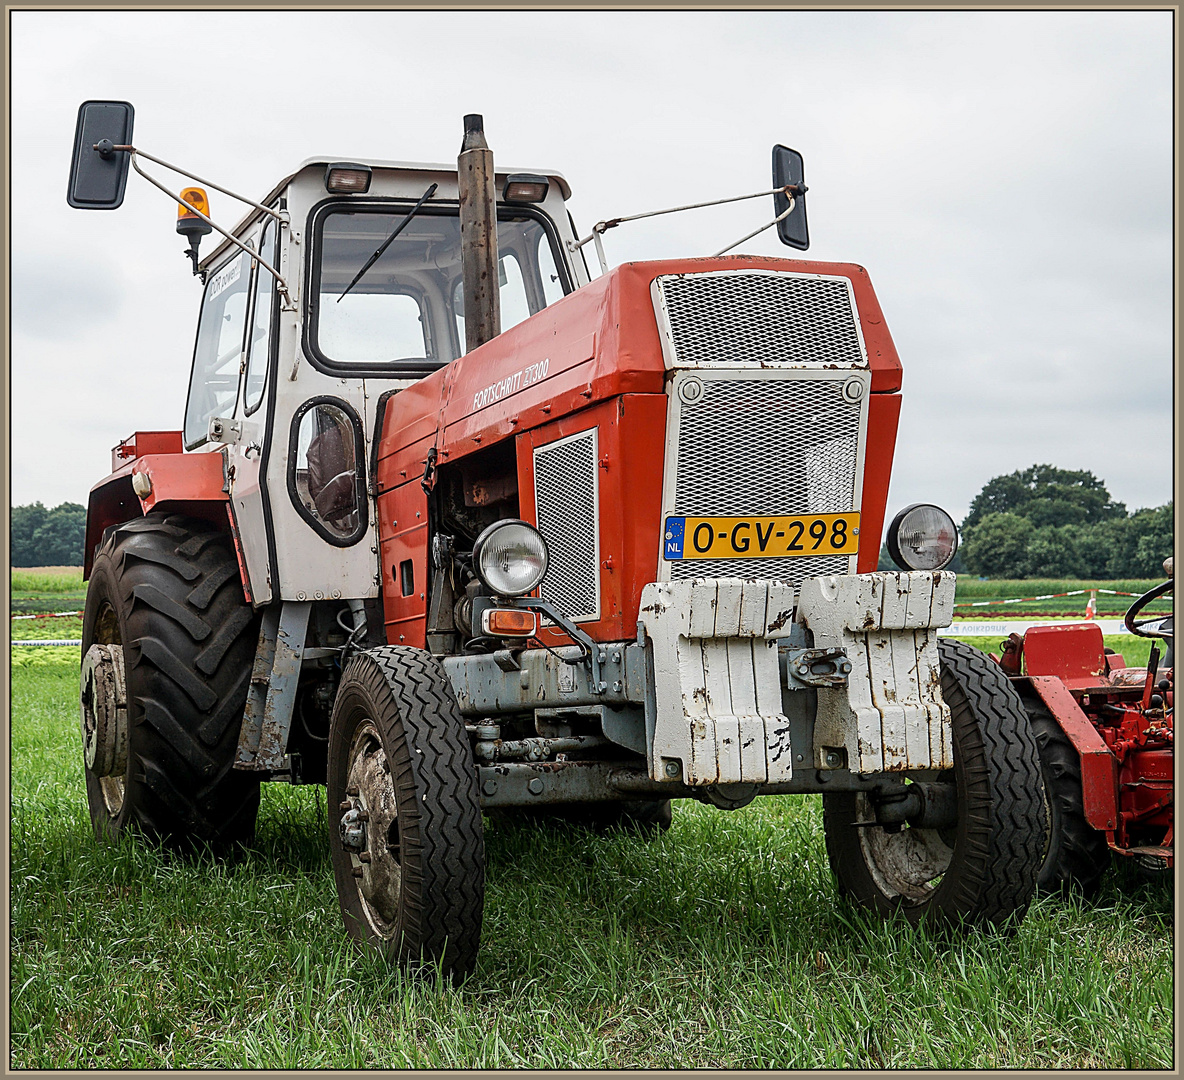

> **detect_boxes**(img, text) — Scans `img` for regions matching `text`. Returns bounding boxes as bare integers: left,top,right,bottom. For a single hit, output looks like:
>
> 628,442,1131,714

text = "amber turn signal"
481,608,538,638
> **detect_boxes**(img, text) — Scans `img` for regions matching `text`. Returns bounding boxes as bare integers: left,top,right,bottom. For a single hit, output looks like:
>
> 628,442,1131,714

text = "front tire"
328,647,485,980
823,638,1047,932
80,513,261,851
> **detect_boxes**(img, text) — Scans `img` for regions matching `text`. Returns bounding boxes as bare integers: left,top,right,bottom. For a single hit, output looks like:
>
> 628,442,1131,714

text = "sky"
8,9,1175,524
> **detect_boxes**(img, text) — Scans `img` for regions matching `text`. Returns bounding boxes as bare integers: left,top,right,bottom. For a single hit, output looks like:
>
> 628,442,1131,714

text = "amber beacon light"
176,187,212,275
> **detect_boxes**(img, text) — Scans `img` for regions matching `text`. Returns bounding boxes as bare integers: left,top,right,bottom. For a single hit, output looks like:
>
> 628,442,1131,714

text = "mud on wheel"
80,512,261,851
328,646,485,981
823,638,1047,932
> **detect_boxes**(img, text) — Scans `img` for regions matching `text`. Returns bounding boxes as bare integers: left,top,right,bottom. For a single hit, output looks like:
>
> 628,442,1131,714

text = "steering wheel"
1124,577,1174,641
313,470,358,524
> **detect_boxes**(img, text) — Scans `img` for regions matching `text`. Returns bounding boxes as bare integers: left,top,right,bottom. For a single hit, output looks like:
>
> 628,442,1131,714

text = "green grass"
10,661,1173,1069
954,578,1161,598
10,567,87,615
10,615,83,641
953,578,1167,618
10,567,85,593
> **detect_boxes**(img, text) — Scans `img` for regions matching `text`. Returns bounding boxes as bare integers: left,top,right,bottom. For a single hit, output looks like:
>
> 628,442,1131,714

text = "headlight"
886,503,959,571
472,519,549,597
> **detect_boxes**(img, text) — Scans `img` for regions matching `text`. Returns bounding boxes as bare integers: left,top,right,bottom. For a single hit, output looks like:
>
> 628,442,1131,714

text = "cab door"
226,217,280,604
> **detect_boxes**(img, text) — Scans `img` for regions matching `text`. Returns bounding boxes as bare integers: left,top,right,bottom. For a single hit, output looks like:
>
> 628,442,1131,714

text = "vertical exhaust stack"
458,113,500,353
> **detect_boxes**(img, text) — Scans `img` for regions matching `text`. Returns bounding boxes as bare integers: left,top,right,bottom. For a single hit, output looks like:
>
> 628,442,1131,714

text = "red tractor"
69,102,1048,979
996,562,1173,895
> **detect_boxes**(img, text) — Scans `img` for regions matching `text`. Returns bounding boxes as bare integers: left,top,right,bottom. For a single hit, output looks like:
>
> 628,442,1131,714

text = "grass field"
9,657,1173,1069
952,577,1167,619
10,567,87,615
11,567,86,592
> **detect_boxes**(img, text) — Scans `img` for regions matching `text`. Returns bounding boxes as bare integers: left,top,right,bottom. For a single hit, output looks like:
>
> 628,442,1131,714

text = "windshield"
311,205,567,371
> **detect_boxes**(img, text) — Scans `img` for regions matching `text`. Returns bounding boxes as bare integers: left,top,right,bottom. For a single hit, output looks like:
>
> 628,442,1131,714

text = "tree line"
958,465,1172,579
11,502,87,567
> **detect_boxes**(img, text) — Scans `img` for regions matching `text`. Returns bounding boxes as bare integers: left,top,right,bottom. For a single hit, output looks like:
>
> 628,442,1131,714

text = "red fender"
83,445,250,601
1023,675,1119,831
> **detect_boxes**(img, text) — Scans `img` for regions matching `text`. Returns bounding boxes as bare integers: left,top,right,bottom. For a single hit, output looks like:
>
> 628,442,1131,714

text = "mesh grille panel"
669,377,861,585
534,430,599,620
658,272,865,367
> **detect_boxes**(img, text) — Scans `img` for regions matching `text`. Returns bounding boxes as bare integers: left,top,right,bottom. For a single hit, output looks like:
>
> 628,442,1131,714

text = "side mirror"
771,144,809,250
67,100,134,210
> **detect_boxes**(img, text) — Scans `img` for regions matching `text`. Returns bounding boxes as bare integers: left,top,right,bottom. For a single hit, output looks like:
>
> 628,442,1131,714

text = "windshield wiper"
336,182,438,303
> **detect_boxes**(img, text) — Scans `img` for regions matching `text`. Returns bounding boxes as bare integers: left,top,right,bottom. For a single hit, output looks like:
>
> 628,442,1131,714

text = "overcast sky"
8,10,1174,524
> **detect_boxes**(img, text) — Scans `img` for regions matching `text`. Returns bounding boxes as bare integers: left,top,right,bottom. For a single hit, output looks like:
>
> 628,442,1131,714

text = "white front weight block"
639,572,957,786
80,643,128,777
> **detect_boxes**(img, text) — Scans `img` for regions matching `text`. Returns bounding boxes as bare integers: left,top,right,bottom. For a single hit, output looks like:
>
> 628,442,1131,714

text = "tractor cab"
96,153,584,609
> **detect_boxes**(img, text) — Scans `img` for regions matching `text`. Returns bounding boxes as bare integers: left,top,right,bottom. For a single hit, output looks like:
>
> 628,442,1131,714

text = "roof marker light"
325,163,372,194
503,174,549,203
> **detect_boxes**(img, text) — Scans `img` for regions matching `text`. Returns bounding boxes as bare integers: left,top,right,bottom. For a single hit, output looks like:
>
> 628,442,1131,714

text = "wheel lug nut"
357,810,369,822
359,852,371,863
339,800,352,811
352,866,364,878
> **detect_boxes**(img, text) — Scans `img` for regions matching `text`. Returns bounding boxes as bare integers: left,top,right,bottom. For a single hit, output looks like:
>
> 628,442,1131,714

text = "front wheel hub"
345,720,402,931
80,643,128,777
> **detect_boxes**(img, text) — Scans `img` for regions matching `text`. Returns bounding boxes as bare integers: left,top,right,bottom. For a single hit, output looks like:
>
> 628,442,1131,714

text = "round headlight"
472,519,549,597
886,503,959,571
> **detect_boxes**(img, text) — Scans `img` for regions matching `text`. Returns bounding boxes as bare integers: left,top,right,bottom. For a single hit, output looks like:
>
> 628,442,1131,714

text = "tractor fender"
83,450,250,600
1019,675,1119,832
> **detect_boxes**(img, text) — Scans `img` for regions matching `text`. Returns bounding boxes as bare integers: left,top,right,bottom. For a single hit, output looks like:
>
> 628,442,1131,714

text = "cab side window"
289,399,367,545
183,249,252,448
243,220,276,416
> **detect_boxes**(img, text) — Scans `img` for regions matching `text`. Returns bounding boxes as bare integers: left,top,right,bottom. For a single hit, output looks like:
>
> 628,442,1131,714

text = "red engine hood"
376,254,902,486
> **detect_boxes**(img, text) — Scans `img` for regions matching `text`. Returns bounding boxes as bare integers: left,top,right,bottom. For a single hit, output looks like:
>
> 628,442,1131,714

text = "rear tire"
80,512,261,851
1027,705,1111,896
328,646,485,981
823,638,1047,932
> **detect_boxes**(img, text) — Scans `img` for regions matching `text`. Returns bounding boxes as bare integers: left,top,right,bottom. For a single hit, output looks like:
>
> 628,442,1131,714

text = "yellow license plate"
663,513,860,560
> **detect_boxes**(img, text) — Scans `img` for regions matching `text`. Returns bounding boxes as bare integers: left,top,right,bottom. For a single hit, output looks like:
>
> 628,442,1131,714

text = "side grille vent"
533,429,600,621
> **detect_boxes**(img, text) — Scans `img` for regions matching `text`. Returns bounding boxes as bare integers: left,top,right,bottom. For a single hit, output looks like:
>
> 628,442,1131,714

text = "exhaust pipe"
458,113,500,353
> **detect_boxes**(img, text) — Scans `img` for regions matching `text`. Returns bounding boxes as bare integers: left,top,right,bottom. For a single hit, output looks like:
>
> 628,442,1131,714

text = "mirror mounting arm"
105,144,286,224
126,150,295,308
567,184,798,275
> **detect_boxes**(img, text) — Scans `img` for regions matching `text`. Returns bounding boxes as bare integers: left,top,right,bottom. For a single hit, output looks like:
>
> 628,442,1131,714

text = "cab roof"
203,157,572,269
292,157,572,200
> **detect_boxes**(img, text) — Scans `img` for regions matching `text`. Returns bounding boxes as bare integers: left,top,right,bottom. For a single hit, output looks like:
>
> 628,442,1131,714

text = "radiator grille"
657,271,865,367
668,376,863,589
533,429,599,621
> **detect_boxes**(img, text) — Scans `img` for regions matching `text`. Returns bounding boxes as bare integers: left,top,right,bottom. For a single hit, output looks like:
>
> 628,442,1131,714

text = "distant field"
10,567,86,615
952,577,1167,619
11,567,85,591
